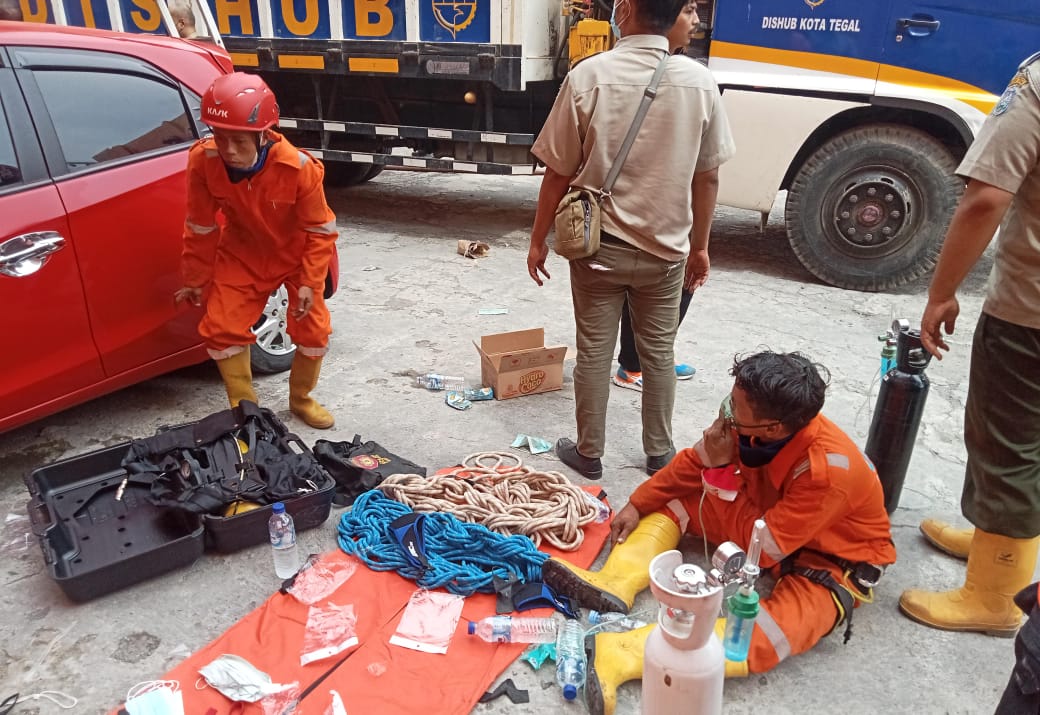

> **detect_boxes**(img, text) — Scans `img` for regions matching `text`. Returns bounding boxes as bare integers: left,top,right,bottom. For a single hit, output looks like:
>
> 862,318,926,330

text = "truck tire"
250,285,296,374
324,161,384,187
785,125,963,292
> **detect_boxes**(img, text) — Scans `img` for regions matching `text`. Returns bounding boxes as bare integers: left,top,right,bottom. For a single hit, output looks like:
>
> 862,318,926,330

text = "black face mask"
738,433,794,467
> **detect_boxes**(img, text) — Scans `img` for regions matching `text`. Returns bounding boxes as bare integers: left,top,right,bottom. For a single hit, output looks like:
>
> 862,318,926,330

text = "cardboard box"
475,328,568,399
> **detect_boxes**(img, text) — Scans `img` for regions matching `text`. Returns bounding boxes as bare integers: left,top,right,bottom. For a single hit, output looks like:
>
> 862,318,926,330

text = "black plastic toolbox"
202,471,335,553
26,403,336,600
25,443,206,602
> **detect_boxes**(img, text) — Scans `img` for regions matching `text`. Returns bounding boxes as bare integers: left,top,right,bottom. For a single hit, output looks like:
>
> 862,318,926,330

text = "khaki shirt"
958,55,1040,329
532,35,735,262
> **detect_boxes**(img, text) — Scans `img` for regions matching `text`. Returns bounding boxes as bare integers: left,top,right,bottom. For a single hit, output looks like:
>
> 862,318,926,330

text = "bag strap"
600,50,670,197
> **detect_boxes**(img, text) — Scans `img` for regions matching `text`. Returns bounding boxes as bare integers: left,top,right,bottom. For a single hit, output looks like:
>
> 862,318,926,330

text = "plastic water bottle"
416,373,466,392
588,610,649,631
555,619,587,701
467,616,558,643
269,502,299,579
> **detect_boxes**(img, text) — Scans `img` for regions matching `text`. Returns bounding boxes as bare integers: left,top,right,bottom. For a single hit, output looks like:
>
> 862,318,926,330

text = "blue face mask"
738,433,794,468
609,0,623,39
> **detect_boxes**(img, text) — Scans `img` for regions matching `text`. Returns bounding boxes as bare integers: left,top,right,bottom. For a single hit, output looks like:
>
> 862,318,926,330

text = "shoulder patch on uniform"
297,150,309,167
992,69,1030,116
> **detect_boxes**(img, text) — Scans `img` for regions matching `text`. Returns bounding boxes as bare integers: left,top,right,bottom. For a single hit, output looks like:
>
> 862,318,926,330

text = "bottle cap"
467,621,476,635
563,684,577,700
728,587,760,618
272,502,285,514
588,610,603,624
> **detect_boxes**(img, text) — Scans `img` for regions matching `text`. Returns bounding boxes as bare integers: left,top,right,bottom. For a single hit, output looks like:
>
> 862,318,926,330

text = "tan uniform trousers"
568,235,684,458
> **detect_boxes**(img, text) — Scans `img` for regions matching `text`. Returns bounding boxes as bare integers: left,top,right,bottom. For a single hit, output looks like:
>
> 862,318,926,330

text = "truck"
24,0,1040,291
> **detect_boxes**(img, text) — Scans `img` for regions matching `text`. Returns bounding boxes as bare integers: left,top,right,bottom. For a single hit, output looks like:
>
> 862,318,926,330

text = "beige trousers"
568,236,684,458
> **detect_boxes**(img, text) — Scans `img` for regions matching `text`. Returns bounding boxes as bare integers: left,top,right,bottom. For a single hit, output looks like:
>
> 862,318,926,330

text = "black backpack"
313,435,427,507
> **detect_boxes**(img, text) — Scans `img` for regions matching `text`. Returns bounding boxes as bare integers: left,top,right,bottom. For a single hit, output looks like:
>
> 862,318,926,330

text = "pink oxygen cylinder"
641,550,725,715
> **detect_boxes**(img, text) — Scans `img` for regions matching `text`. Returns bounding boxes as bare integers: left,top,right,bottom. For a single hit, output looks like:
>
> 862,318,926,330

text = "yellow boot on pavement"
899,528,1040,636
586,624,654,715
542,513,680,613
920,518,974,560
215,349,257,407
289,354,334,429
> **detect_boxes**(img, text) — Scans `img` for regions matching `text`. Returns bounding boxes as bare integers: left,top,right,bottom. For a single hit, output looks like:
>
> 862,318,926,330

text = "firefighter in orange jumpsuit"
174,73,338,429
542,351,896,715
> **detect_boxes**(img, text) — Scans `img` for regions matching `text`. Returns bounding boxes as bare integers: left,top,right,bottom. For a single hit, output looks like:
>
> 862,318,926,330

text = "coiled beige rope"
376,451,603,551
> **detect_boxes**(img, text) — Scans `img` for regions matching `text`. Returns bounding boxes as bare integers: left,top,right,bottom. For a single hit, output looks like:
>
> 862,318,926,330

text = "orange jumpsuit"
181,131,339,358
628,414,896,673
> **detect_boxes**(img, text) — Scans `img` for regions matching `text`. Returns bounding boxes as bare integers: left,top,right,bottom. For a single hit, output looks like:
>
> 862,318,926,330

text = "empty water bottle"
555,619,587,701
416,373,466,392
269,502,300,579
587,610,649,631
467,615,558,643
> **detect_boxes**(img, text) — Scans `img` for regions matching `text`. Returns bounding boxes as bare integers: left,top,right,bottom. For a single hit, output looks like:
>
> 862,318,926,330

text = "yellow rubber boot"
214,349,257,407
920,518,974,560
899,529,1040,636
542,513,680,613
289,354,334,429
586,624,654,715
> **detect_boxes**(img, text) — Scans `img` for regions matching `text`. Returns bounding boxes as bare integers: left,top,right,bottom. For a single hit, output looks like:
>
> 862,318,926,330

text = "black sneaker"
556,437,603,480
646,447,676,476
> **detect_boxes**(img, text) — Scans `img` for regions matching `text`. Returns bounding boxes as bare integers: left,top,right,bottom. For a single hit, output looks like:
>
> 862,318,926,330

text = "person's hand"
685,249,709,292
527,240,550,286
174,286,202,306
702,415,736,467
610,502,641,545
921,295,959,360
294,286,314,319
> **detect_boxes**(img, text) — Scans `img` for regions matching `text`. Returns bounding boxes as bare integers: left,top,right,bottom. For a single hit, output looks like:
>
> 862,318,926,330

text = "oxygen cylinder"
865,319,932,514
642,551,724,715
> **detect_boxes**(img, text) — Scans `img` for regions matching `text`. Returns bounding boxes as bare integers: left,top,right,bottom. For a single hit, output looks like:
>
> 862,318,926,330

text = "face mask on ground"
198,654,286,702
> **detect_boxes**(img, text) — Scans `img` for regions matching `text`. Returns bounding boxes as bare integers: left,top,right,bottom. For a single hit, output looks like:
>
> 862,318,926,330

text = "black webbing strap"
780,557,856,644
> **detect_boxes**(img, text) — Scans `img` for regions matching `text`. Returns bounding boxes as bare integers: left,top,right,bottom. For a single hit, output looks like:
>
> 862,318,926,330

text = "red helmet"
201,72,279,132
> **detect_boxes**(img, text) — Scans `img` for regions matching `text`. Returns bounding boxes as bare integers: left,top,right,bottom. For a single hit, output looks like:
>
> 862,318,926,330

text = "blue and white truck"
26,0,1040,290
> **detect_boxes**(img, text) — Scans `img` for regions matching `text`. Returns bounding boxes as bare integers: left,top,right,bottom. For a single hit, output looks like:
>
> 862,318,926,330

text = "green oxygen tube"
723,519,765,662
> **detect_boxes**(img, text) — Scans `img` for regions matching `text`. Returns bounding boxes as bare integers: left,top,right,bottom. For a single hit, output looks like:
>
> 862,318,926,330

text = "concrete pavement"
0,169,1013,714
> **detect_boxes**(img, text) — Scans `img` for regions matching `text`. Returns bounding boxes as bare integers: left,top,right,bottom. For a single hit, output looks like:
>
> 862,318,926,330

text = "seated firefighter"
543,351,896,714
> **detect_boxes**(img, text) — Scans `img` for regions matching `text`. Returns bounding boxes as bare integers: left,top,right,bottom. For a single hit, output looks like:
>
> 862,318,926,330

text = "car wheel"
250,285,296,374
324,161,384,187
785,124,963,292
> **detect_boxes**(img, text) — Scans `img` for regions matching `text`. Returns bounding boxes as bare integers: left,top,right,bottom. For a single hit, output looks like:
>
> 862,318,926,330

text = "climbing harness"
376,451,602,551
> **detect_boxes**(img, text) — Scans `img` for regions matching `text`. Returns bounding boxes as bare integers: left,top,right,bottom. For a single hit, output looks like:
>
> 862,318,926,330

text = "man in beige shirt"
900,51,1040,638
526,0,734,480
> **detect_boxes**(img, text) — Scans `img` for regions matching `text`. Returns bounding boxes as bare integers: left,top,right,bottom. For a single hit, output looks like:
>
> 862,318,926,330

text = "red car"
0,22,337,433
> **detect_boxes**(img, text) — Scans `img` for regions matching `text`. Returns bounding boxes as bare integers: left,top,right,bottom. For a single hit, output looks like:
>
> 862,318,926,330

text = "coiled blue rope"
337,490,548,596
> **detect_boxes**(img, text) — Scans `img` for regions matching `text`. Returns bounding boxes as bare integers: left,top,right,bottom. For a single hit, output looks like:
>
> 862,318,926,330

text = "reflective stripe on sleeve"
666,499,690,533
759,522,786,562
307,219,338,235
756,604,792,663
186,220,218,234
297,345,328,357
204,148,219,158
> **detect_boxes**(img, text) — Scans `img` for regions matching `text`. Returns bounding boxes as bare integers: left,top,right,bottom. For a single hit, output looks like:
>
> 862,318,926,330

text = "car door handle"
896,17,941,34
0,231,67,277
